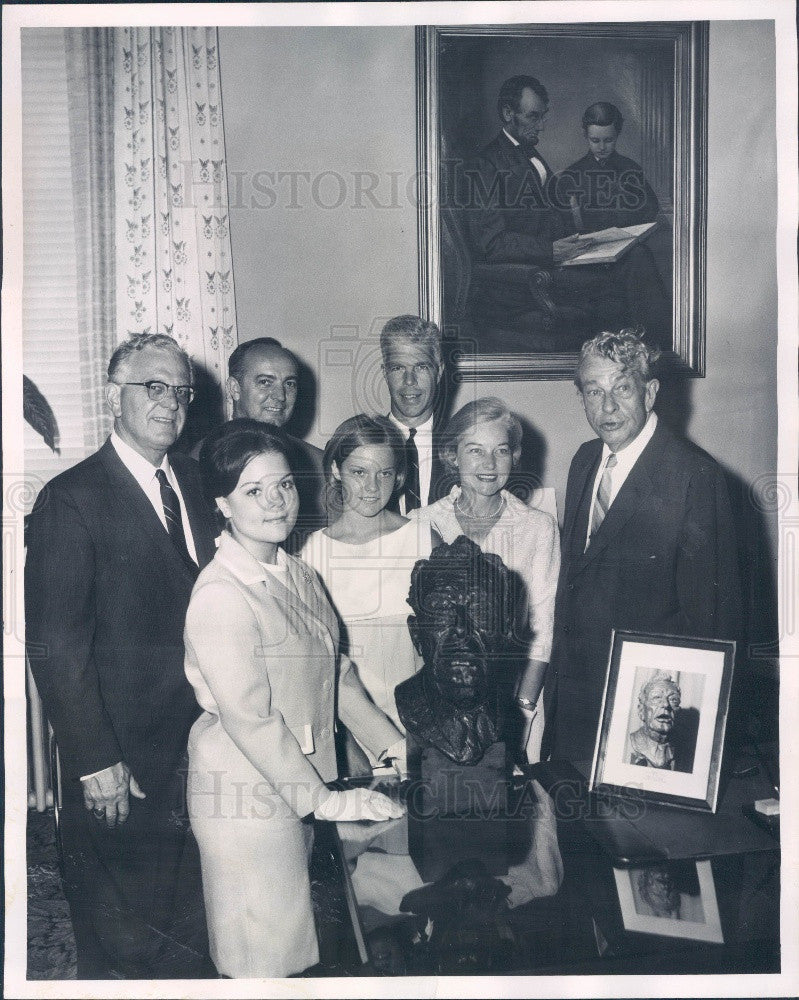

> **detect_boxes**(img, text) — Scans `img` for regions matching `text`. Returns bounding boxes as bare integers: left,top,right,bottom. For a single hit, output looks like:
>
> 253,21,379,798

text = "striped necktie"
589,453,618,542
155,468,194,566
404,427,421,512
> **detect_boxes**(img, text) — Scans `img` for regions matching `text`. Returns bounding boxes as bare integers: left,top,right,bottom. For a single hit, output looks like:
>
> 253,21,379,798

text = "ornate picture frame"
416,22,709,380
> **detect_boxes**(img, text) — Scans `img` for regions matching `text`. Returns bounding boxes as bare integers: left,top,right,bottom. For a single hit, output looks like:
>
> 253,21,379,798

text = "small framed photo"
613,860,724,943
590,630,735,812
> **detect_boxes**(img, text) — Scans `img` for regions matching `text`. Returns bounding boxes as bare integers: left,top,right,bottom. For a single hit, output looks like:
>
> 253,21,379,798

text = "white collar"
388,412,434,438
502,128,544,158
110,431,171,488
215,530,290,586
600,411,658,472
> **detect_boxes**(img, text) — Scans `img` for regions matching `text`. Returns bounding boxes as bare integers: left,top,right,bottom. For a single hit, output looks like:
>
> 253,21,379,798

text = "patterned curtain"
113,27,237,412
64,28,117,451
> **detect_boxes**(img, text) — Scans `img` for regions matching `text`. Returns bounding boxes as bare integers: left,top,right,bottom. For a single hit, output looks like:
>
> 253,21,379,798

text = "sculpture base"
409,742,510,882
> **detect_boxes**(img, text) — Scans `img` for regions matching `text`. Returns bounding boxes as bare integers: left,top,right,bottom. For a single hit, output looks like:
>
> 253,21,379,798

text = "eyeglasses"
117,381,195,404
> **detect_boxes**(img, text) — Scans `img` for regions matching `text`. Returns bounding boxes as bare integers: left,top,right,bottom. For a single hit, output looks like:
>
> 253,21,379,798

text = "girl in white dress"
300,415,436,764
412,398,560,763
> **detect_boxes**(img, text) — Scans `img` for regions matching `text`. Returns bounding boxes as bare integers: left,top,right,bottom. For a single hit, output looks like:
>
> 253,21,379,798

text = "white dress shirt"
387,412,434,515
110,432,198,563
585,412,658,550
503,128,548,186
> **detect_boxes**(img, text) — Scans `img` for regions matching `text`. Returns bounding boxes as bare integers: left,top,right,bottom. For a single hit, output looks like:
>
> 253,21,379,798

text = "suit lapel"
565,444,602,565
570,424,669,577
217,532,333,641
428,418,447,504
257,552,337,649
97,440,198,586
504,135,550,192
172,457,216,568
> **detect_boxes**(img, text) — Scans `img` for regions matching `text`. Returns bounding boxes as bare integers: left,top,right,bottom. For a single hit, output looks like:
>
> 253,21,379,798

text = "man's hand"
81,761,146,827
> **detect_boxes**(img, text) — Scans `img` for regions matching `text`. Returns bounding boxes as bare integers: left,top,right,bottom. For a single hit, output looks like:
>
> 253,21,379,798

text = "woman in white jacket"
411,398,560,763
184,419,404,978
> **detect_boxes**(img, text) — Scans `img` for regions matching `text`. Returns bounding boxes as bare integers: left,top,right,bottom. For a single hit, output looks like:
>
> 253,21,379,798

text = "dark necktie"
588,453,618,544
155,468,195,566
404,428,421,512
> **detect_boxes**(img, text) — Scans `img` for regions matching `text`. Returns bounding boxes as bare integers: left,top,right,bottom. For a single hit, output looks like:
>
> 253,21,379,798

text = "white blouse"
412,487,560,663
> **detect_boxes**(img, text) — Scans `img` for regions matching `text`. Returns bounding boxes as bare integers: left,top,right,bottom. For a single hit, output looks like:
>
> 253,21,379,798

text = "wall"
219,21,778,634
219,27,419,442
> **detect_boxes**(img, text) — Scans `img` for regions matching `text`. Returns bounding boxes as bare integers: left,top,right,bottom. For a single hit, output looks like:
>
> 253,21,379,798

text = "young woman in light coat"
184,419,404,978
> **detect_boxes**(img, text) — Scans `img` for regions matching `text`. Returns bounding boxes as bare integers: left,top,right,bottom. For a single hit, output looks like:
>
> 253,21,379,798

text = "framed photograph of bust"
416,21,708,380
589,631,735,812
613,859,724,943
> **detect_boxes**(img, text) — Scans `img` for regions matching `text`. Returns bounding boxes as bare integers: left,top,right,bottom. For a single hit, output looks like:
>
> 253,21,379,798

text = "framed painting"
589,630,735,813
416,22,708,380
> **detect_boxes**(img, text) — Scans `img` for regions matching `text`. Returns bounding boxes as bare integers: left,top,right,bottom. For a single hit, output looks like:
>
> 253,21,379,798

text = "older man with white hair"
544,329,741,763
26,334,217,977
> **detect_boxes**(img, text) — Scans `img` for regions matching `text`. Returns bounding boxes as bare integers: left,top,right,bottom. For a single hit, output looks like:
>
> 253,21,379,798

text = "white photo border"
613,859,724,943
590,630,735,812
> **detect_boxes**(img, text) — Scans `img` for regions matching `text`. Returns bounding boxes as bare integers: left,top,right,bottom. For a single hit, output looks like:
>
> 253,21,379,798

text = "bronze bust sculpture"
395,536,517,765
628,673,682,770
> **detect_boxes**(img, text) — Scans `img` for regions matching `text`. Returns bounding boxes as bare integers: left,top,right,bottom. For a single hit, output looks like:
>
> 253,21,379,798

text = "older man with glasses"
25,333,218,978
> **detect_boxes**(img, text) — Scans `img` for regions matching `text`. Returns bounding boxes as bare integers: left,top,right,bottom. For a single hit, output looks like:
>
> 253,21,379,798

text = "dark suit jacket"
544,420,741,762
428,418,452,505
554,150,660,234
466,131,565,267
285,432,327,535
25,439,218,794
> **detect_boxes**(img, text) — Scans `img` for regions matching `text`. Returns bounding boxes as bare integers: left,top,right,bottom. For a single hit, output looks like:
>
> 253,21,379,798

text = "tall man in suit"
380,315,449,512
225,337,326,537
25,334,218,978
467,76,670,344
544,330,741,762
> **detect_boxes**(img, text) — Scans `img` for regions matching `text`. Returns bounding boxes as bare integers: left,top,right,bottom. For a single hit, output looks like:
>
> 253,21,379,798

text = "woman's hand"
313,787,405,822
379,738,407,779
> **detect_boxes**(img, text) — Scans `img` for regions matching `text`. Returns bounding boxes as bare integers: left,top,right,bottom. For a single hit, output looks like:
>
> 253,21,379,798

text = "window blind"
21,28,88,513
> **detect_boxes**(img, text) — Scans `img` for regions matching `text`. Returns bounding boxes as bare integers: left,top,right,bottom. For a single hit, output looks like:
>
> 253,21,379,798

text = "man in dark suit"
467,76,670,344
224,337,326,539
380,315,450,511
25,334,218,978
544,330,741,763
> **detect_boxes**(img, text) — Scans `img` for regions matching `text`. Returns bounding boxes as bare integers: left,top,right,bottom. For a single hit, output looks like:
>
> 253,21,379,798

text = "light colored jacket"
184,531,401,818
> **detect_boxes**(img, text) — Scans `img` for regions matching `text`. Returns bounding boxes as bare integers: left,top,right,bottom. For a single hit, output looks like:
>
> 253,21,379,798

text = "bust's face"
640,681,681,736
639,868,680,916
432,635,488,708
416,570,502,653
